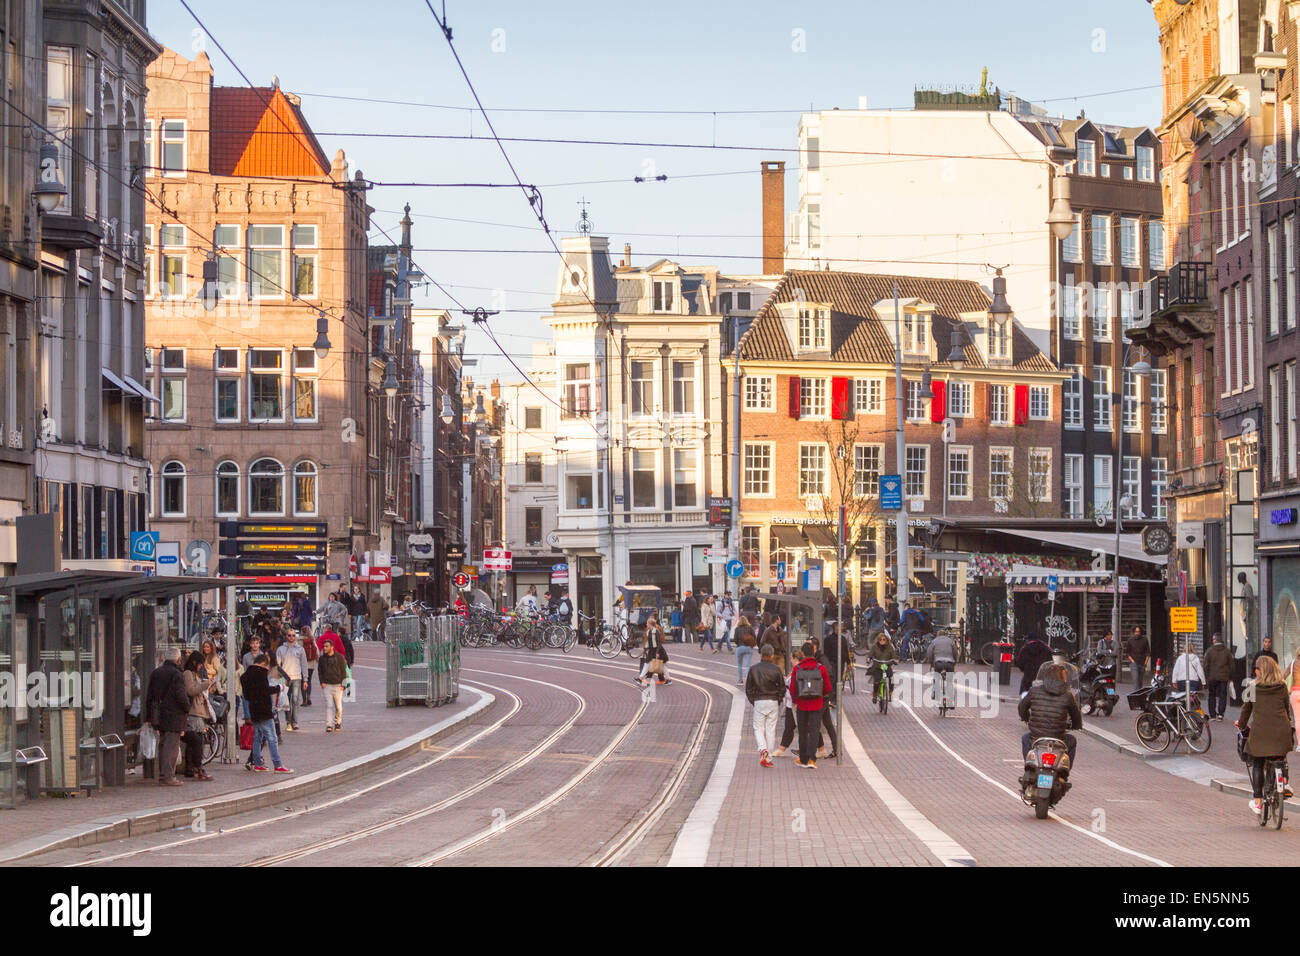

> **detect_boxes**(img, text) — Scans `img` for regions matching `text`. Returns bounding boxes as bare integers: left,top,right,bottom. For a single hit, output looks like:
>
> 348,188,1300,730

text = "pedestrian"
276,628,308,731
367,590,389,642
772,642,802,759
765,614,789,676
239,653,293,773
745,643,784,768
1203,631,1232,721
1014,631,1054,697
734,614,757,685
1237,655,1296,815
1287,653,1300,732
868,629,898,704
634,614,671,686
739,585,760,620
290,592,314,632
809,636,840,760
682,589,700,646
1127,625,1150,691
300,625,318,706
1171,642,1205,697
318,638,348,733
346,584,367,641
201,636,225,695
321,590,348,637
181,651,215,781
698,594,717,652
717,594,735,651
789,640,831,769
145,646,191,786
899,601,923,659
1096,628,1117,658
317,626,346,658
1253,636,1280,672
864,598,885,645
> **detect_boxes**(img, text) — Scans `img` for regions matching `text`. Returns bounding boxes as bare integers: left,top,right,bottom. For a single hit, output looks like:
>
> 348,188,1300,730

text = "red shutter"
788,375,802,419
929,380,946,423
1014,383,1030,425
831,377,850,420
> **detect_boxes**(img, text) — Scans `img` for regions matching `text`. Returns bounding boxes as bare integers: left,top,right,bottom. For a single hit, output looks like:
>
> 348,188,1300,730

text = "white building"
500,345,560,602
545,236,775,624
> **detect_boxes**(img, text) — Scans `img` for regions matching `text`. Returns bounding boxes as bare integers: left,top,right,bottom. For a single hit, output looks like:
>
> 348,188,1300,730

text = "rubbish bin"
994,642,1014,687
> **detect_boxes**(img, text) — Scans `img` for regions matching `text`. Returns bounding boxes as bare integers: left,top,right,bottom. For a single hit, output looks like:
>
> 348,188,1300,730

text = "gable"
210,87,331,178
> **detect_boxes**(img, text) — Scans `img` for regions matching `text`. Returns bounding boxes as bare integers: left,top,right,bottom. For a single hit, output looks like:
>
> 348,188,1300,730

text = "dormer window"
987,316,1011,361
902,311,929,355
798,307,829,350
1077,138,1096,176
653,280,675,312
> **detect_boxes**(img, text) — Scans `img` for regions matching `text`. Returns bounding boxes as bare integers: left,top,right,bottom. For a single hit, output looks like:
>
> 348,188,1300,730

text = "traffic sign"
130,531,159,561
454,572,471,590
1118,575,1130,595
725,558,745,579
1047,575,1058,594
483,548,512,571
880,474,903,511
708,496,733,528
776,560,787,581
1170,606,1197,633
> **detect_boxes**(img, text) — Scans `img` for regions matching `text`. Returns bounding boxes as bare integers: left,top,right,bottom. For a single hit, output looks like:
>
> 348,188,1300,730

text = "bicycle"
932,665,955,717
1132,681,1211,754
842,659,856,695
871,660,893,715
1259,756,1288,830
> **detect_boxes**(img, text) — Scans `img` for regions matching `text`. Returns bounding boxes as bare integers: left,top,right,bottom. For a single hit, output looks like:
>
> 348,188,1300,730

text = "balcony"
1127,261,1214,357
1149,261,1210,313
620,510,707,526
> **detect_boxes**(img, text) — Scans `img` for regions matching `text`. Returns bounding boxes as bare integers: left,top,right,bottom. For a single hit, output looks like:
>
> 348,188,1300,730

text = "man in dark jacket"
1127,626,1150,691
145,647,191,786
317,640,348,732
745,644,785,767
1253,636,1280,671
1018,662,1083,767
1202,631,1232,721
682,590,700,640
1014,632,1054,697
239,654,291,773
739,586,760,620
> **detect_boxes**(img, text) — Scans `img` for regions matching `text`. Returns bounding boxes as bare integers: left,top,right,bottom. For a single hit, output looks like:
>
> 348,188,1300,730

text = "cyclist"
1237,655,1296,814
898,601,924,659
863,599,886,645
926,630,958,708
867,630,898,704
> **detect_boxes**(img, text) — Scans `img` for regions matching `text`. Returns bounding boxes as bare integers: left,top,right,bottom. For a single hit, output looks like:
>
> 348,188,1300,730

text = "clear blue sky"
149,0,1164,383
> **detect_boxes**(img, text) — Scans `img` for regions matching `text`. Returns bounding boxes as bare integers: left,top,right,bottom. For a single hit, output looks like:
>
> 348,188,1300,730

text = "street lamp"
1046,166,1075,242
382,359,399,398
1109,349,1152,661
313,314,331,359
33,142,66,213
439,392,455,425
200,258,220,312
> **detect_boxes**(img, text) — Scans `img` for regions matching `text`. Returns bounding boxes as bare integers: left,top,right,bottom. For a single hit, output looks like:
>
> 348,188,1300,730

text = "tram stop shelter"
0,570,254,808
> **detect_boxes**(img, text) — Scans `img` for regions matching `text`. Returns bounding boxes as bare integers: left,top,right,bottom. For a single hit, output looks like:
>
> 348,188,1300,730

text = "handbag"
645,658,664,677
238,721,255,751
1236,729,1250,763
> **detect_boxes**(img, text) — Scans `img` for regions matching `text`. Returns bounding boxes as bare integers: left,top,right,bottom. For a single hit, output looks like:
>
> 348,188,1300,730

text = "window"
1064,454,1084,518
1062,278,1082,339
1148,220,1165,271
741,525,761,576
215,461,239,516
798,307,828,349
1122,368,1141,432
525,453,543,484
1150,368,1167,433
800,377,827,418
799,444,826,497
161,374,185,422
988,316,1010,360
248,349,285,422
161,461,185,515
989,384,1010,425
989,448,1012,502
214,224,239,294
1121,457,1140,518
525,508,543,546
743,443,772,496
1223,290,1235,394
1093,455,1112,516
904,445,929,500
1091,214,1111,264
159,224,185,299
806,135,820,171
248,225,284,299
1029,385,1050,419
744,374,773,411
630,449,656,507
215,347,238,371
1219,160,1229,247
1063,214,1082,263
1092,284,1111,341
905,380,926,421
143,224,153,294
293,461,318,516
1077,138,1096,175
1245,283,1256,389
144,118,153,176
1151,457,1168,520
160,119,185,175
292,224,317,298
563,363,595,418
1029,449,1051,502
854,444,882,497
1093,365,1112,428
672,448,698,507
566,472,595,510
948,446,971,499
1064,365,1084,428
1270,224,1280,336
1124,166,1134,180
1120,288,1138,335
1272,365,1282,480
1288,215,1298,331
1100,163,1110,178
737,291,751,310
1290,361,1298,479
293,348,317,422
1232,152,1241,241
807,203,821,249
1120,217,1140,267
249,458,285,515
1137,145,1155,182
948,381,972,417
855,378,883,413
672,360,696,415
1288,101,1296,169
903,312,929,354
524,407,542,430
652,280,674,312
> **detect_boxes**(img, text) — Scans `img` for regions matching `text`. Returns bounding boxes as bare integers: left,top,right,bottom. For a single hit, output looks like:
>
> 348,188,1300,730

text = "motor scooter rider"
1018,661,1083,767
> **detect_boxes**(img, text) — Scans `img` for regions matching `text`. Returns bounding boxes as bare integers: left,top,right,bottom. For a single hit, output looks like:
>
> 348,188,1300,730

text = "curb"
1210,776,1300,809
0,687,494,864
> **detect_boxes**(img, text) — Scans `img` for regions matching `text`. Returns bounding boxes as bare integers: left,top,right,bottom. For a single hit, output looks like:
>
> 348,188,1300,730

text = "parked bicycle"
1129,672,1211,754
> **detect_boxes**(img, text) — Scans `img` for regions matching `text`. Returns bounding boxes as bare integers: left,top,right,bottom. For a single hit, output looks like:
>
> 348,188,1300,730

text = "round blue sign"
725,558,745,579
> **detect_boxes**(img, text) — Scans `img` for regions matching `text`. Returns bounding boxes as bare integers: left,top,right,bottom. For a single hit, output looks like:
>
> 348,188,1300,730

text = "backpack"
795,665,824,701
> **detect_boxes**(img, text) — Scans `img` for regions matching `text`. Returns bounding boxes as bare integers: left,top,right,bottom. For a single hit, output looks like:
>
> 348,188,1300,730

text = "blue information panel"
880,474,903,511
130,531,159,561
725,558,745,579
776,560,787,581
1047,575,1058,594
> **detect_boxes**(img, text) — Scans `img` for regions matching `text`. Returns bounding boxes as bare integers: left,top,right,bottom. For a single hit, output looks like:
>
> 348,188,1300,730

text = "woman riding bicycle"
867,630,898,703
1237,655,1296,816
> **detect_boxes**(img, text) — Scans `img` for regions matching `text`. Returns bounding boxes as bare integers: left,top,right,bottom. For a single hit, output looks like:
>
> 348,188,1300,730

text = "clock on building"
1142,524,1173,557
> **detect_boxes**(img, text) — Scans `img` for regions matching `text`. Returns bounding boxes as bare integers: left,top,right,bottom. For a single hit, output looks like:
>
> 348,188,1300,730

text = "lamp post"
1110,348,1152,662
893,283,910,612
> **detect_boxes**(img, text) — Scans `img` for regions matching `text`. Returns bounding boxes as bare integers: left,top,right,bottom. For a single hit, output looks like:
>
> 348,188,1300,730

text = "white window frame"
1288,215,1298,331
293,460,318,517
744,374,773,412
854,443,882,497
1270,224,1280,337
989,384,1010,426
1094,455,1113,517
1064,454,1084,519
948,380,973,418
1151,457,1168,520
1150,368,1167,434
1028,385,1050,420
1064,365,1084,429
672,447,699,508
1273,365,1283,481
214,224,240,296
1137,145,1155,182
160,118,185,176
1078,138,1096,176
291,224,317,300
797,307,829,350
1121,456,1141,518
160,460,186,516
1091,214,1111,265
1120,216,1140,267
1223,291,1236,395
1122,368,1141,433
1092,284,1111,341
160,347,186,423
947,445,972,500
248,224,285,300
215,461,240,517
800,376,828,419
855,377,884,414
1245,283,1256,390
904,444,929,501
989,447,1013,503
671,359,697,417
1289,361,1297,480
564,467,597,511
905,380,927,422
248,348,286,423
652,279,675,313
630,448,658,509
798,443,827,498
1093,365,1112,429
1062,277,1082,339
1063,214,1083,263
292,347,319,423
743,442,773,497
1028,448,1052,503
248,457,286,517
214,375,240,424
1148,219,1165,271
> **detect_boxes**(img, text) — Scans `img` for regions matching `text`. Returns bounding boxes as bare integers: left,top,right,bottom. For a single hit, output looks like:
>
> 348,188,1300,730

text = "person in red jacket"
788,640,832,769
317,629,346,657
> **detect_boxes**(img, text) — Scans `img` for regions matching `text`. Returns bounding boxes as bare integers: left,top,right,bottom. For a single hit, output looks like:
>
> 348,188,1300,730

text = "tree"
811,418,886,600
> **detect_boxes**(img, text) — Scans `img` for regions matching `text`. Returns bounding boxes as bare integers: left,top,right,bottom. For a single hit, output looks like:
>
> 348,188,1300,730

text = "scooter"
1020,736,1072,819
1079,653,1118,716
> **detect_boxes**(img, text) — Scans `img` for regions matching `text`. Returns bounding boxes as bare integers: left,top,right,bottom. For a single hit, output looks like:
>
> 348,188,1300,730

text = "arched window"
215,461,239,516
293,460,317,516
161,461,185,516
248,458,284,516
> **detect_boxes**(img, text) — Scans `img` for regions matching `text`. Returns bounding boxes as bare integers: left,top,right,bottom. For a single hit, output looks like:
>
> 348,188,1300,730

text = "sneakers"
632,677,646,687
659,679,672,686
773,747,787,758
285,725,297,732
760,756,774,768
273,767,294,774
816,747,828,759
252,765,269,772
334,722,342,731
1250,798,1263,814
804,760,818,770
325,726,333,733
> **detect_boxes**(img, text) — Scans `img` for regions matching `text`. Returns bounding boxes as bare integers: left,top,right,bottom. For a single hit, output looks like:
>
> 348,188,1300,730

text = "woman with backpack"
788,641,832,769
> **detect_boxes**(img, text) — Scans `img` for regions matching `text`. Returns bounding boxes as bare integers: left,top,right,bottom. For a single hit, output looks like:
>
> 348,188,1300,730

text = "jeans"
351,614,366,640
251,718,284,769
780,707,797,749
304,665,315,701
796,708,822,764
1021,731,1077,768
697,625,715,650
1132,661,1146,691
718,622,733,650
1207,680,1228,718
752,699,779,753
900,628,917,659
323,683,344,727
817,704,839,754
736,645,755,684
285,678,302,726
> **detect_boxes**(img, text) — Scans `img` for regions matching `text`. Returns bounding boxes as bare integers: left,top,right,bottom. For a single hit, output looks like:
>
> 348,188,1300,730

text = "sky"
147,0,1165,385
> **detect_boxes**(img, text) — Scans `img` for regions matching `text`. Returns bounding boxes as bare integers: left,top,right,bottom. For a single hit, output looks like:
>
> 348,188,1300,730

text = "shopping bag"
238,721,254,751
138,723,158,760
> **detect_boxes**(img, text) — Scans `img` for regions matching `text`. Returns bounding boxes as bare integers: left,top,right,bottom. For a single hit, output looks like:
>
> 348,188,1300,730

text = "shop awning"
802,525,837,550
1005,567,1113,588
770,525,806,550
123,374,160,403
995,528,1154,564
101,367,132,393
911,571,949,594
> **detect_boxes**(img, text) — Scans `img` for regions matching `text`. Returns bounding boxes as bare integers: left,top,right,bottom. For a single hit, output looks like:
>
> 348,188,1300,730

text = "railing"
1147,261,1211,314
621,510,707,525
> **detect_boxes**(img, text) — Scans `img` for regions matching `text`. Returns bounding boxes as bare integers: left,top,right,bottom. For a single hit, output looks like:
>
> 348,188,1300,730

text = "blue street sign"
1047,574,1058,594
725,558,745,579
130,531,159,561
776,560,787,581
552,563,568,572
880,474,903,511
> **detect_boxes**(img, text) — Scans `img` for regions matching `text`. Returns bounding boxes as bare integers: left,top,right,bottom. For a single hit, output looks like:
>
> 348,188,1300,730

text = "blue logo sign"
776,560,787,581
552,563,568,572
130,531,159,561
1272,508,1297,526
157,553,178,565
880,474,903,511
725,558,745,579
1047,574,1058,594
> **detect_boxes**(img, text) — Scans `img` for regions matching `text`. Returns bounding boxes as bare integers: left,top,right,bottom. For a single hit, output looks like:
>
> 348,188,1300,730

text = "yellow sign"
461,566,478,577
1169,606,1198,633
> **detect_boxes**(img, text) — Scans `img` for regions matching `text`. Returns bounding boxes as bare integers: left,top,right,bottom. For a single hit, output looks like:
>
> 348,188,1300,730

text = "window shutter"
830,376,850,420
929,380,946,423
1014,383,1030,425
788,375,801,419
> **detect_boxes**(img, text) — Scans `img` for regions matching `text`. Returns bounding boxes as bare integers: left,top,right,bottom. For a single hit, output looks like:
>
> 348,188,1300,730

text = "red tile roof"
210,87,331,178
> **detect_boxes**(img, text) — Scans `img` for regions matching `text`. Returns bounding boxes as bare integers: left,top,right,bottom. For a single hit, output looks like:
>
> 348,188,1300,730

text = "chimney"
761,161,785,274
624,242,631,266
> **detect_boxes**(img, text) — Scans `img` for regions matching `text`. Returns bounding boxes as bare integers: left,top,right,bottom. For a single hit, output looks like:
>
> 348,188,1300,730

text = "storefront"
508,555,557,605
1260,495,1300,665
629,550,680,601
